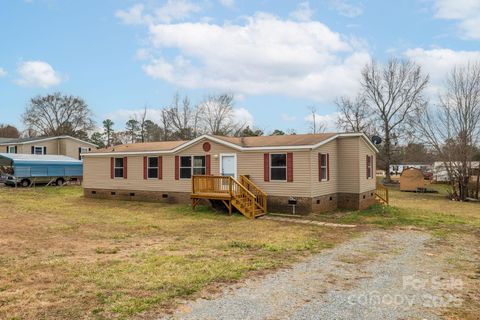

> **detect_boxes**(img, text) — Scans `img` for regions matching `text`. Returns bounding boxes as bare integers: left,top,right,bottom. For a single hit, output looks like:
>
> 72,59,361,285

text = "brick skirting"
84,188,376,214
84,188,192,204
338,190,376,210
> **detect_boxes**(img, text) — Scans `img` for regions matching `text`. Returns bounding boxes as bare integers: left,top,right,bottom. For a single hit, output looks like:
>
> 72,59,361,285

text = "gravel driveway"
162,230,456,320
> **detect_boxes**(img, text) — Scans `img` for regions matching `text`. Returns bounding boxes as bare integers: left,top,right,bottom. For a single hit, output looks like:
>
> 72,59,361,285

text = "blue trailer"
0,153,83,187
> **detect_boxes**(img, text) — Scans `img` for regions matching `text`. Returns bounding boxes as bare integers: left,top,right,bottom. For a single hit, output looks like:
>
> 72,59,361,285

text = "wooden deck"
191,175,267,219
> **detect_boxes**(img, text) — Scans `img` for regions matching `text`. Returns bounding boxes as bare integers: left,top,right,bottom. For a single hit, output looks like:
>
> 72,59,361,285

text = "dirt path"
162,230,465,320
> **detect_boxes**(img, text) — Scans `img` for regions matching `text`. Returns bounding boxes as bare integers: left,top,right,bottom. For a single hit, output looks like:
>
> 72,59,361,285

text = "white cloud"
329,0,363,18
304,112,339,132
116,0,201,25
432,0,480,39
290,1,314,22
404,47,480,96
218,0,235,8
281,113,297,122
141,12,369,102
16,61,62,88
0,67,7,77
116,4,146,25
233,107,253,127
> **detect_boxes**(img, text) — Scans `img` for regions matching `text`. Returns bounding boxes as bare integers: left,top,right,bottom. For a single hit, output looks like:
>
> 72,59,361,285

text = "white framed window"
270,153,287,181
147,157,159,179
114,158,124,178
319,153,329,181
34,146,45,155
180,155,206,179
8,146,16,154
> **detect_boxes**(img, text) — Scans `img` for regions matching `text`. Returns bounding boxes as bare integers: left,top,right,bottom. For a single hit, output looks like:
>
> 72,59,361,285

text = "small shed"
0,153,83,178
400,167,425,192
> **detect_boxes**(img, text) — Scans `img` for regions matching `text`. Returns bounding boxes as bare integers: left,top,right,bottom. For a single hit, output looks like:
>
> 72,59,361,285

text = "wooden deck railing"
191,175,265,219
375,183,389,205
192,175,231,195
240,175,267,212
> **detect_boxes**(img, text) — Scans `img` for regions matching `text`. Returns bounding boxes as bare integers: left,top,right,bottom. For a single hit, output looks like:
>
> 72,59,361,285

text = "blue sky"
0,0,479,133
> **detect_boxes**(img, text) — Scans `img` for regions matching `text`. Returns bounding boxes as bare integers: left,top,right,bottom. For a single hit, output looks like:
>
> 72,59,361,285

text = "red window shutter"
175,156,179,180
123,157,128,179
263,153,270,181
206,154,211,175
158,156,163,179
287,152,293,182
318,153,322,181
327,153,330,181
143,156,147,180
110,157,114,179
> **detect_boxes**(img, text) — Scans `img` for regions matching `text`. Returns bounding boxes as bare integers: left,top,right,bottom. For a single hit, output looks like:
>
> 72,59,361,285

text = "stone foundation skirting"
84,188,376,214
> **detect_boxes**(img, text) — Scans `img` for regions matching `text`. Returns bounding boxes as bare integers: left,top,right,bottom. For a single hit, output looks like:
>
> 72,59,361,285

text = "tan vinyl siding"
0,138,93,158
20,140,60,155
237,150,311,197
83,136,377,198
337,137,360,193
84,139,236,192
84,139,312,197
61,138,94,159
359,138,377,193
310,140,338,197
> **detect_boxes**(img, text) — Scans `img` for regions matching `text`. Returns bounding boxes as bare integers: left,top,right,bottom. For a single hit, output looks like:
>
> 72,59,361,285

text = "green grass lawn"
1,185,479,319
316,183,480,232
0,186,354,320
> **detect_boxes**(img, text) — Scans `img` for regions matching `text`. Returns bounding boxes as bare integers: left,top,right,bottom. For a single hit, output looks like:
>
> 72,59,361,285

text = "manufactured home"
0,135,97,160
82,133,377,217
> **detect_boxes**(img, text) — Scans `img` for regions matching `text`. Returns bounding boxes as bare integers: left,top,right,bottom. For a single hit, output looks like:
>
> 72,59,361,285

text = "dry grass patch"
0,186,354,319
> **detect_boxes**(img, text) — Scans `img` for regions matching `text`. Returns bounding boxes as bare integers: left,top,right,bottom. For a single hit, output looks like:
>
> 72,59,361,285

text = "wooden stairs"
191,175,267,219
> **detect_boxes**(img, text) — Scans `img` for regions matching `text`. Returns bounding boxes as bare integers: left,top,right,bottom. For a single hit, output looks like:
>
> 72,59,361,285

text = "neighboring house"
0,136,97,160
82,133,378,215
433,161,479,182
389,164,433,176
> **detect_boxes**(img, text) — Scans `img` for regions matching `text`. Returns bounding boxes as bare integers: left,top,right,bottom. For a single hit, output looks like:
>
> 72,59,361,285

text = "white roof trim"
83,133,379,157
1,135,97,147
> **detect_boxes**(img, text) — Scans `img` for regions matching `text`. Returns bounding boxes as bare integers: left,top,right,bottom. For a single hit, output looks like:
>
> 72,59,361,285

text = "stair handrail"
230,177,257,218
239,175,267,212
375,183,389,205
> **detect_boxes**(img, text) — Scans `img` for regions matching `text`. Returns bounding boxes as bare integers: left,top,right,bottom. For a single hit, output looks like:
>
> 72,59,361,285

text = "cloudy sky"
1,0,479,133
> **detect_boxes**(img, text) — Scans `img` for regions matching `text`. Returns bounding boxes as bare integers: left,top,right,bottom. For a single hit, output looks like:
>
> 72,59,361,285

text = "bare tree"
336,94,373,134
138,107,148,143
307,106,326,134
415,62,480,200
165,94,202,140
362,58,429,183
159,108,172,141
0,124,20,138
22,92,95,138
200,94,246,136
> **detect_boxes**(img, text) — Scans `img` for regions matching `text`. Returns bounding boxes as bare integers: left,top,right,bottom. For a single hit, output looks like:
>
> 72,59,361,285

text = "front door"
221,154,236,178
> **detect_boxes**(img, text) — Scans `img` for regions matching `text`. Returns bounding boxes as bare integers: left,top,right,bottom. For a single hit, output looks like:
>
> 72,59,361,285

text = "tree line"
2,56,480,200
335,58,480,200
